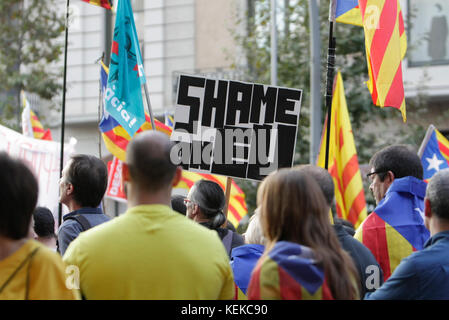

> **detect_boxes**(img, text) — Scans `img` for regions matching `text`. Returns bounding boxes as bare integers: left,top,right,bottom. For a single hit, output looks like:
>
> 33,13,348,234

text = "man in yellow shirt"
0,152,78,300
63,131,235,299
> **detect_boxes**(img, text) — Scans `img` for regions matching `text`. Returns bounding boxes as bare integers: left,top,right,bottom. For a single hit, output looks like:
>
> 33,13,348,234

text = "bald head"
294,164,335,207
126,131,177,191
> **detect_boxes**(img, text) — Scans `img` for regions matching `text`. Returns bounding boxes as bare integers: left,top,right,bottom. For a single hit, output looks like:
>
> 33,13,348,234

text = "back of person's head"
369,144,423,181
33,207,55,238
244,209,266,245
295,164,335,207
126,131,177,192
258,168,359,299
171,194,187,215
0,153,38,240
426,168,449,221
66,154,108,207
190,180,226,229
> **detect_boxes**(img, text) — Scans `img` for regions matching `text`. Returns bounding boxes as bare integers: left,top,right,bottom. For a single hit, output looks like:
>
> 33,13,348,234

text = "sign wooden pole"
223,177,233,228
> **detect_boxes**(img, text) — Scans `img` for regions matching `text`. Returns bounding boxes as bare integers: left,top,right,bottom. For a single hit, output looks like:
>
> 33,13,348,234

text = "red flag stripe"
338,127,344,151
363,213,392,279
278,265,303,299
329,161,348,212
383,64,404,108
112,40,118,55
346,189,366,225
341,154,359,190
438,140,449,158
398,9,405,36
247,265,261,299
103,130,129,151
363,1,397,78
32,127,45,133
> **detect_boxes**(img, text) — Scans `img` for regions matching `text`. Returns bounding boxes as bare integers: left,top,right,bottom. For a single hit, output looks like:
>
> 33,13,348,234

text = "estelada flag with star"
418,124,449,181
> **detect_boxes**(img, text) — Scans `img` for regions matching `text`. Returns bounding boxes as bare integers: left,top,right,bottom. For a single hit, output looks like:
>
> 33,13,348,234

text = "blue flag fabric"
269,241,325,294
230,244,264,295
420,130,449,181
374,176,430,250
104,0,146,137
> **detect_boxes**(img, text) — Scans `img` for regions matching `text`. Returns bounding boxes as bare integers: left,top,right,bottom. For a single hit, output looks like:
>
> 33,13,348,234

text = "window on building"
408,0,449,67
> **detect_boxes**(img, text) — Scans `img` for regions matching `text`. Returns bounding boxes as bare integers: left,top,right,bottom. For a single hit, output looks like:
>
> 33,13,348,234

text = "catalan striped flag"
359,0,407,121
82,0,113,10
354,176,430,280
21,91,53,141
332,0,407,121
418,124,449,181
317,72,367,229
99,61,172,161
174,170,247,228
247,241,334,300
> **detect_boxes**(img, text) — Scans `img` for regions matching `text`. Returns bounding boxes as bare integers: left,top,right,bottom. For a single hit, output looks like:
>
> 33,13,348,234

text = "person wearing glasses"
185,180,244,258
354,145,430,282
365,168,449,300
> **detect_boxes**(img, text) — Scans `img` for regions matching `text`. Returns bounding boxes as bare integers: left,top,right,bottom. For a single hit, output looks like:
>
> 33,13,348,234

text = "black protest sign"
170,74,302,181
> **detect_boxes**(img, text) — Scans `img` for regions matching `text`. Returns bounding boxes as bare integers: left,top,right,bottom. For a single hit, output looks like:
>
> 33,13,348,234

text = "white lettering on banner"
109,160,123,196
171,74,303,181
105,85,138,130
0,124,77,220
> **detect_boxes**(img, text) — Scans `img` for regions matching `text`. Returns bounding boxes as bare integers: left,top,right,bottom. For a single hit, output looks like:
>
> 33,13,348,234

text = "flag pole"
417,124,436,158
143,83,156,131
324,3,337,170
271,0,278,86
97,53,105,159
223,177,233,228
58,0,70,227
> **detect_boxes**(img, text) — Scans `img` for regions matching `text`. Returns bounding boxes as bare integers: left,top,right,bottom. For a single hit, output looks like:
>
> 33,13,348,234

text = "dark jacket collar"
63,207,104,221
424,230,449,248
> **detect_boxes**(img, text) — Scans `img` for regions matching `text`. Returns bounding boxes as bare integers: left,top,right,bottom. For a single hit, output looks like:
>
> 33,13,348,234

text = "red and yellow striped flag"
21,91,52,141
317,72,367,229
360,0,407,121
82,0,113,10
174,171,247,228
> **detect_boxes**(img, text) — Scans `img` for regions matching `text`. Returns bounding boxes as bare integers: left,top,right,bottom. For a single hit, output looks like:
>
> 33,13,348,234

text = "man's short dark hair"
34,207,55,238
171,195,187,215
0,152,38,240
296,165,335,207
127,131,177,191
66,154,108,207
426,169,449,221
369,144,423,181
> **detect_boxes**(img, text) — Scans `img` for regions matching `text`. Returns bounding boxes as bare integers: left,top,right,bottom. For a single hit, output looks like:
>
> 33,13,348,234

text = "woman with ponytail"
247,169,360,300
185,180,244,257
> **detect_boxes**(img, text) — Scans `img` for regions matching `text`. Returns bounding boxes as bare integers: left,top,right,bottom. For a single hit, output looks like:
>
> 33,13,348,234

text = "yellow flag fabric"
317,72,367,229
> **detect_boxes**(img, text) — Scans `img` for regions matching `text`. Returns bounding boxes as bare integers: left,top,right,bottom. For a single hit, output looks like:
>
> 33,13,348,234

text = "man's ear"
172,166,182,187
424,198,432,219
66,183,74,196
386,170,395,183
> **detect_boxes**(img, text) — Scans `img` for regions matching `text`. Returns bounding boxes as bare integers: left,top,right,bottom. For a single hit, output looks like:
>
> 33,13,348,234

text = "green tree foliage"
0,0,65,130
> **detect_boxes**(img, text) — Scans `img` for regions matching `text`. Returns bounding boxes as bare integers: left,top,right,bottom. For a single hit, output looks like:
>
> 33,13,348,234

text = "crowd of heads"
2,131,449,300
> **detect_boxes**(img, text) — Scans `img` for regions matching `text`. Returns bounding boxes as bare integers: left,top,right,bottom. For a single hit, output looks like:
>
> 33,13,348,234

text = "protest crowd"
1,131,449,300
2,0,449,302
